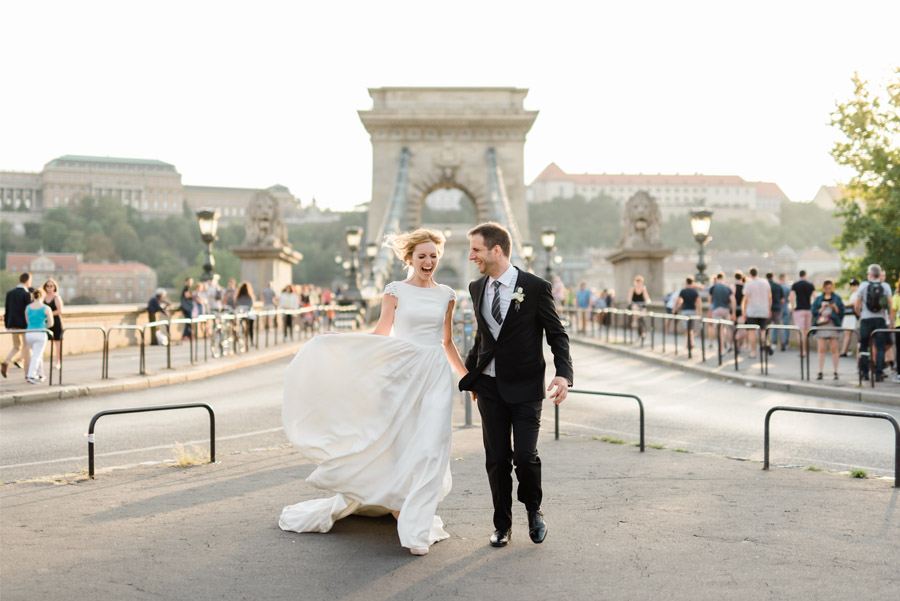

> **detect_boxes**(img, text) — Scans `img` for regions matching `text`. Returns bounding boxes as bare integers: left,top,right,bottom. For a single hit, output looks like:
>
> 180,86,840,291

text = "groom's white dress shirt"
481,264,516,377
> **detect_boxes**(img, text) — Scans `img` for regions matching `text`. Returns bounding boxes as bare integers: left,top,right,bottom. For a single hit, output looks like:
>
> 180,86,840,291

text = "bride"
278,228,467,556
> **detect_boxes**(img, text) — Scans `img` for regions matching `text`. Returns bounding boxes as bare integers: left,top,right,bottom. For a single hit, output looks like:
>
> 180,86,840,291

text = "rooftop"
46,155,177,171
532,163,749,187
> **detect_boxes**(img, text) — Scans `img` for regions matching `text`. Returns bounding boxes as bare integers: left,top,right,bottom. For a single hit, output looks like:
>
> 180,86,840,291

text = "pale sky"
2,0,897,211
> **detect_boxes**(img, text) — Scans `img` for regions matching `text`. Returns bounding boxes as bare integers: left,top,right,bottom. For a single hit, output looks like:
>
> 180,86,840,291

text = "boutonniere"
511,287,525,311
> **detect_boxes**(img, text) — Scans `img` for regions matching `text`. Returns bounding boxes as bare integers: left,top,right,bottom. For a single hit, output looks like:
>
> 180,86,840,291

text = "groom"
459,222,574,547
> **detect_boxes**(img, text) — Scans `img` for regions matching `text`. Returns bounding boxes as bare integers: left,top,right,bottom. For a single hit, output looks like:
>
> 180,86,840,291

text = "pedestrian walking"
2,272,33,379
180,287,195,342
766,272,785,352
236,282,256,345
674,277,702,350
42,279,64,370
280,284,299,341
811,280,844,380
855,264,892,382
789,270,815,357
733,271,746,351
741,267,772,359
707,272,735,350
24,287,54,384
147,289,170,346
891,280,900,382
839,278,860,357
575,281,592,334
776,274,791,351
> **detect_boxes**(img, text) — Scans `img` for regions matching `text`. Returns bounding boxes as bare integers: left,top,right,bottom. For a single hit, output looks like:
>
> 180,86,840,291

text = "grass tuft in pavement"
593,435,626,445
805,466,823,472
674,448,690,453
849,468,868,479
172,443,210,468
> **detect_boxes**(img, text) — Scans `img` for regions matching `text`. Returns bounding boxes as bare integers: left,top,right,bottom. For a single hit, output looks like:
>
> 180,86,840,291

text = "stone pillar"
232,246,302,296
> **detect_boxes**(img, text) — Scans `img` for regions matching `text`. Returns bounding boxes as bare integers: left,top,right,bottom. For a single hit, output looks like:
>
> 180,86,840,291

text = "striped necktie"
491,280,503,325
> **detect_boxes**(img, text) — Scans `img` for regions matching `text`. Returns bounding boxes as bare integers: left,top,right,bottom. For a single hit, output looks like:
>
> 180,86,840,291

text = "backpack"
865,282,887,313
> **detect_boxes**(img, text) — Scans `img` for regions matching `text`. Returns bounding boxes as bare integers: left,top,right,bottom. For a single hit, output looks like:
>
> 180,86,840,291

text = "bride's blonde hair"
385,228,446,265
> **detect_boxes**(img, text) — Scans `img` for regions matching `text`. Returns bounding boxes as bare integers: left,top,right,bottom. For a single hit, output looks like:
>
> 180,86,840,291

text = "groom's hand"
547,377,569,405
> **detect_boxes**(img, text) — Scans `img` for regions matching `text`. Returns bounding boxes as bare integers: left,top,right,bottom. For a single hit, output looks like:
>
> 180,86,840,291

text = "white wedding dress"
279,281,456,550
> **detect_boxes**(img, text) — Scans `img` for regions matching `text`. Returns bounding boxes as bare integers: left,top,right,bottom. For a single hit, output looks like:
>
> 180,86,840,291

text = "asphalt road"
2,343,898,483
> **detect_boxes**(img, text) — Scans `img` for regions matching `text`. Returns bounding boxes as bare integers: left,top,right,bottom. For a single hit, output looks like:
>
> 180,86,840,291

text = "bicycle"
209,310,248,358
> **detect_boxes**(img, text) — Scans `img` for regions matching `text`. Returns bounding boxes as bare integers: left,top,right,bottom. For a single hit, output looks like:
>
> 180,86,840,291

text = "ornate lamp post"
344,226,364,303
195,208,220,282
541,227,557,280
365,241,379,283
689,209,713,285
521,242,535,273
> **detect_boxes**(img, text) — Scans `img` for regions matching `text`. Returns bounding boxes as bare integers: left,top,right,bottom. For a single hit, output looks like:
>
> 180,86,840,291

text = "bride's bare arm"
442,300,467,378
372,294,398,336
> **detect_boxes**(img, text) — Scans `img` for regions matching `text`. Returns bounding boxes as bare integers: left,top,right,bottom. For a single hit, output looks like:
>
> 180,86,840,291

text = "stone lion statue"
619,191,662,249
244,190,289,248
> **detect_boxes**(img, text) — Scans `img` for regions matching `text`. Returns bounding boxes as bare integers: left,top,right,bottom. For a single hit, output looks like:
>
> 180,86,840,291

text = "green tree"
831,70,900,284
527,195,621,252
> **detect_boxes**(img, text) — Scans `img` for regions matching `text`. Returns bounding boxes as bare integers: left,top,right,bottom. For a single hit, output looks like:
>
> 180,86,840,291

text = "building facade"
5,252,157,304
527,163,787,224
0,155,300,224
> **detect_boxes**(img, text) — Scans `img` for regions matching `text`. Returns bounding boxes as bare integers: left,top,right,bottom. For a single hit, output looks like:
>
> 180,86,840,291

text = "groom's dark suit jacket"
458,268,573,403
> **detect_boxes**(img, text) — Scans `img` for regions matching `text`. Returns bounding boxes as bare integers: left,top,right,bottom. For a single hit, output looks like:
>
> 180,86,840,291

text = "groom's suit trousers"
475,374,542,532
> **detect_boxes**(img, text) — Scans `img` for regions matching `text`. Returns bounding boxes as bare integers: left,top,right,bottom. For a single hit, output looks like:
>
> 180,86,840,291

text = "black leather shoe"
528,509,547,544
490,529,511,547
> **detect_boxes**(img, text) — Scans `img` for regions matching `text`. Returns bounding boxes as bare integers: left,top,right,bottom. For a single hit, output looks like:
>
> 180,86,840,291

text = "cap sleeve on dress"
384,281,400,299
444,285,457,302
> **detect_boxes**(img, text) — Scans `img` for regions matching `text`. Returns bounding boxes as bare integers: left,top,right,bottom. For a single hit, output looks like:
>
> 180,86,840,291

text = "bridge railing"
574,307,877,384
3,304,368,388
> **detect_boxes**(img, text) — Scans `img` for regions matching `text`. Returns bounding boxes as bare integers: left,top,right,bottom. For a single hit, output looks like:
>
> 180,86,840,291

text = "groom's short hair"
468,222,511,257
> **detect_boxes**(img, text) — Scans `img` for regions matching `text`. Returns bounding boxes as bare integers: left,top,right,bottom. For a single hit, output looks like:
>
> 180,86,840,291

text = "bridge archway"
359,87,538,285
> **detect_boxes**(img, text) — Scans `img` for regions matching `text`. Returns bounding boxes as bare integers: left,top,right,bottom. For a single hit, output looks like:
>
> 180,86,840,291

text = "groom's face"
468,234,498,275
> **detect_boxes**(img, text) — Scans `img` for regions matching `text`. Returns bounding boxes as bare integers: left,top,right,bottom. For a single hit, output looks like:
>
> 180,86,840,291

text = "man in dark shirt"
675,277,702,351
707,272,735,350
789,270,816,356
3,272,34,379
766,273,785,353
147,289,170,346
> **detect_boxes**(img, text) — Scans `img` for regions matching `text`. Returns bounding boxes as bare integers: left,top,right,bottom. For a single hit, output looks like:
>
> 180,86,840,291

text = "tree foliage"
527,195,621,252
831,70,900,285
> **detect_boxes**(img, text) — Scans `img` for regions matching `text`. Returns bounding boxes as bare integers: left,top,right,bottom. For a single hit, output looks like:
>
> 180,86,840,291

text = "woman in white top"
279,284,300,341
279,229,467,556
840,278,860,357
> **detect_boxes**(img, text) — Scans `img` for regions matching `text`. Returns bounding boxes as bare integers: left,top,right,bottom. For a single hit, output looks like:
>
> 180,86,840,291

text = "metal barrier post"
105,325,144,378
87,403,216,479
556,389,645,452
699,318,706,362
763,405,899,487
59,326,108,383
673,315,679,356
166,318,173,369
650,314,655,350
717,322,723,366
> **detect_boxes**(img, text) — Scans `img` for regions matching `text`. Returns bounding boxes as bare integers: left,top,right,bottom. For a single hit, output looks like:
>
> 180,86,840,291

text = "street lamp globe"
196,208,220,244
345,227,363,252
195,208,220,282
540,227,557,252
690,209,713,244
365,242,379,260
442,227,453,240
521,242,534,261
553,255,563,265
689,209,714,285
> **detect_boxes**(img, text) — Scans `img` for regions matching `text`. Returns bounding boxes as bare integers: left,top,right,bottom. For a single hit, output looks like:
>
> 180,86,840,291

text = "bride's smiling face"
410,242,440,281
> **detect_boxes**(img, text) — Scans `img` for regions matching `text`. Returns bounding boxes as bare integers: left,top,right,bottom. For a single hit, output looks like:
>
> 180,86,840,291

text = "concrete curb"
572,336,900,407
0,342,302,408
